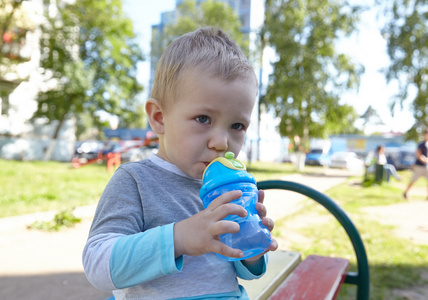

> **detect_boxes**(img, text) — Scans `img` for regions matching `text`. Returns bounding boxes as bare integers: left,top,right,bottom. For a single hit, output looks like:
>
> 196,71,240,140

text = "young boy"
83,27,278,299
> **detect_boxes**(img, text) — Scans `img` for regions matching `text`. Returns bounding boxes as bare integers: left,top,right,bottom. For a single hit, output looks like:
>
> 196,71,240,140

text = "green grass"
247,161,296,181
0,159,112,217
28,207,82,231
273,171,428,299
1,159,297,218
3,159,428,298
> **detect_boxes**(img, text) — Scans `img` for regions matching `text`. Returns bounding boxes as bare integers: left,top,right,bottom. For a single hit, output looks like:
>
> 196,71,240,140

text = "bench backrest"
257,180,370,300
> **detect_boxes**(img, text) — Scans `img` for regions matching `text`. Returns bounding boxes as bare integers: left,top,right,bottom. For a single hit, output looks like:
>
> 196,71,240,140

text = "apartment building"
149,0,288,162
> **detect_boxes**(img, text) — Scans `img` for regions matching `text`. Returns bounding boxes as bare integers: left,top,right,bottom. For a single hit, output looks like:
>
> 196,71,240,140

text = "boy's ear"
145,98,165,134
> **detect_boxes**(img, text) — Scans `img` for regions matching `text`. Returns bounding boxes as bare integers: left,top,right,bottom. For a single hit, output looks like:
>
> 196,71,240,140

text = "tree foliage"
151,0,248,70
0,0,34,78
34,0,144,140
262,0,364,148
380,0,427,140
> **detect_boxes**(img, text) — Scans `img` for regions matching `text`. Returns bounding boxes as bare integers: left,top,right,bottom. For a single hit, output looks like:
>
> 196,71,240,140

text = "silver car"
329,151,365,170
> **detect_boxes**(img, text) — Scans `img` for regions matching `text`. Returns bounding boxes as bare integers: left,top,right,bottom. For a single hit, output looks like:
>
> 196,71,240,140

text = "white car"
329,151,365,170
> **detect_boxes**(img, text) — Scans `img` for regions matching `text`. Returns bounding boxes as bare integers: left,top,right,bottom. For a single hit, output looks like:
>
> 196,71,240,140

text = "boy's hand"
174,190,248,259
243,189,278,263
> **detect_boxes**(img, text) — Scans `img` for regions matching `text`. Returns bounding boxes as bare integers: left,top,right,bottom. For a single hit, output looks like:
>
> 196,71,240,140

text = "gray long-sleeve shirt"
83,154,266,299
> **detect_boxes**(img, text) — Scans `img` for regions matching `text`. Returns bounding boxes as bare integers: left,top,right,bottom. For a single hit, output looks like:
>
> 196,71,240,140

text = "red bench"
269,255,350,300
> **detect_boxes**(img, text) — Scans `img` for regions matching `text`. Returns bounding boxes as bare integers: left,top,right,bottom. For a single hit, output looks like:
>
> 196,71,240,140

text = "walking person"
403,129,428,200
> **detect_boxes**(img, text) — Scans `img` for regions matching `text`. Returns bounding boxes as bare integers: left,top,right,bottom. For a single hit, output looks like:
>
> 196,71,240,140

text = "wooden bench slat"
268,255,350,300
239,251,301,300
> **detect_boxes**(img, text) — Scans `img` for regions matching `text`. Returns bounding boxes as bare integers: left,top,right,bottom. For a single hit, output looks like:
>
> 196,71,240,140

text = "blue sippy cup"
199,152,272,261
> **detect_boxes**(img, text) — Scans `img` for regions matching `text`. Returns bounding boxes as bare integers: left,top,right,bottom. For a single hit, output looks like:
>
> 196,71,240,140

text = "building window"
240,0,250,10
240,14,250,27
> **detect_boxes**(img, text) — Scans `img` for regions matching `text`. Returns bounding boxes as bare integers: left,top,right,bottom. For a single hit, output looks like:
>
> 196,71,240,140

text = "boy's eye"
196,116,210,124
231,123,245,130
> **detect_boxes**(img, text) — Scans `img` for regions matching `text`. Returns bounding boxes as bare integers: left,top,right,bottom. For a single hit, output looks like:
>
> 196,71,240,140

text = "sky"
122,0,176,97
122,0,415,134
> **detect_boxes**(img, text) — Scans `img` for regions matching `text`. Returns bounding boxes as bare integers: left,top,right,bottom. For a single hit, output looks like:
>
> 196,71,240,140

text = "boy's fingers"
208,190,242,210
211,240,244,259
214,203,247,220
258,189,265,204
269,238,279,252
210,220,240,236
260,216,274,231
255,201,267,218
205,190,247,219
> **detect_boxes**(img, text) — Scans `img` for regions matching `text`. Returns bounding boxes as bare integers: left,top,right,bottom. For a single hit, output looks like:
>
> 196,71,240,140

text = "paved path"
263,169,355,221
0,168,356,300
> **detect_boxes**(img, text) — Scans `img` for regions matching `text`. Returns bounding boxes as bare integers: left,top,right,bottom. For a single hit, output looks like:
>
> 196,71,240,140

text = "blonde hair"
150,27,257,110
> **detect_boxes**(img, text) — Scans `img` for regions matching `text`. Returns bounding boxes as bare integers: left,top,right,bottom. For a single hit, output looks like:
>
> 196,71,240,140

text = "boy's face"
156,71,257,179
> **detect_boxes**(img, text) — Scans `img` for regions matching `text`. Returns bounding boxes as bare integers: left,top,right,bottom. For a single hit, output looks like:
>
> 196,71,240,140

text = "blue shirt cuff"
110,223,182,288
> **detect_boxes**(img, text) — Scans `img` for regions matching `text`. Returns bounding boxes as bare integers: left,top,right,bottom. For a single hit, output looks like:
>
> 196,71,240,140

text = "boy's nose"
208,130,228,152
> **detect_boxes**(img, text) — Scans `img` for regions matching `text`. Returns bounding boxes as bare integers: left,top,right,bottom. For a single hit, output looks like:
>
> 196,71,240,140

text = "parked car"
329,151,365,170
74,140,104,162
99,140,157,162
396,150,416,170
119,141,158,162
305,148,332,166
385,148,416,170
74,140,157,164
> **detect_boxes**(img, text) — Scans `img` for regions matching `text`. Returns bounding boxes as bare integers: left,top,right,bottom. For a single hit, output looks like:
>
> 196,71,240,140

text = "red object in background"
3,32,13,43
107,152,121,172
72,139,155,169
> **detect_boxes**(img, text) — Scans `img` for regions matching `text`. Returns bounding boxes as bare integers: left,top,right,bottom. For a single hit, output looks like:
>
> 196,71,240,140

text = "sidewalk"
0,168,356,300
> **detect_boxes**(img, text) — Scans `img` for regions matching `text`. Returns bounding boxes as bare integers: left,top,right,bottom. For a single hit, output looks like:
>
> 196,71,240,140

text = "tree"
0,0,34,78
360,105,384,127
262,0,364,153
151,0,248,71
33,0,143,155
380,0,427,141
323,103,363,135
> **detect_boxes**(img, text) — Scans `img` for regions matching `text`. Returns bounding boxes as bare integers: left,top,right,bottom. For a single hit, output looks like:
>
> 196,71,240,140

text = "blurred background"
1,2,427,299
0,0,426,167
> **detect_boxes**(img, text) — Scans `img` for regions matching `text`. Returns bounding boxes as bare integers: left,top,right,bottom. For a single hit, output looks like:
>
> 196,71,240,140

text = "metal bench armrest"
257,180,370,300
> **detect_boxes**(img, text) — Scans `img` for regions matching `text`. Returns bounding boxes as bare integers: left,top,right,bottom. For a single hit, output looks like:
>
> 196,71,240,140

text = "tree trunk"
295,151,306,171
43,117,65,161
